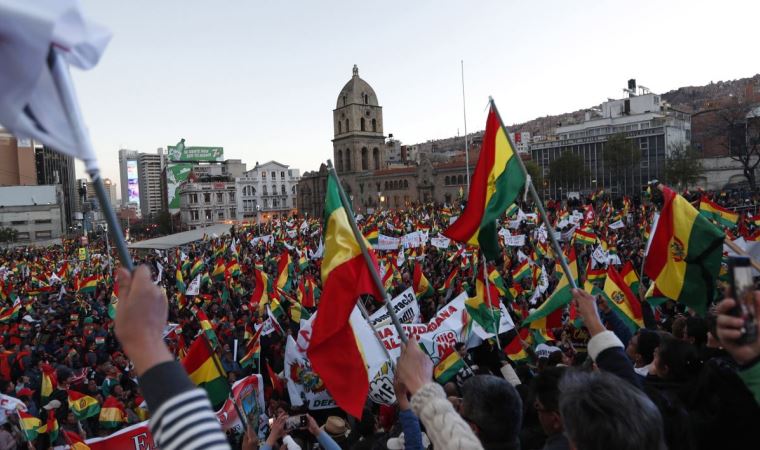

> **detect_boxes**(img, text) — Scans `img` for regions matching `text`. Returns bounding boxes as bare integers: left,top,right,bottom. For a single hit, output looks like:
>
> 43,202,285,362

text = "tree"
703,101,760,192
663,144,704,188
549,152,588,189
603,133,641,193
0,227,17,245
524,160,544,192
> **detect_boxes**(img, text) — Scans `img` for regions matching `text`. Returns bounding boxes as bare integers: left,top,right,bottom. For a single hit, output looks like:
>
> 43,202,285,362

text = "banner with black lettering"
368,287,420,327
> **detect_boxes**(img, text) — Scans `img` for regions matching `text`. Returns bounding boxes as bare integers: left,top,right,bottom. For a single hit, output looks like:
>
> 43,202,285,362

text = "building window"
404,180,408,188
230,208,236,217
337,150,343,171
271,171,276,179
373,147,380,169
203,193,211,203
229,192,235,202
191,210,199,220
36,230,52,239
263,186,268,195
262,171,266,180
361,118,365,131
11,220,27,225
281,171,285,178
216,192,224,203
338,121,342,134
271,185,276,196
292,185,296,195
205,210,212,220
34,219,52,224
345,118,349,131
372,118,377,132
264,199,268,208
281,184,286,195
273,198,278,208
217,210,225,219
16,232,30,241
361,147,368,170
364,94,368,104
345,150,351,172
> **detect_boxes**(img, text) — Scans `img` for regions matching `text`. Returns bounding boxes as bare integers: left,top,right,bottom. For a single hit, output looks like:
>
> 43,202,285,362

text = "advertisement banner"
166,162,194,211
168,139,224,162
126,160,140,206
85,421,155,450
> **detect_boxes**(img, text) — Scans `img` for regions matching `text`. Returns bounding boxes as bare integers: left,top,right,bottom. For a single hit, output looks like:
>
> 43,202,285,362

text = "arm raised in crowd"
716,295,760,405
573,288,641,388
116,266,230,450
396,337,483,450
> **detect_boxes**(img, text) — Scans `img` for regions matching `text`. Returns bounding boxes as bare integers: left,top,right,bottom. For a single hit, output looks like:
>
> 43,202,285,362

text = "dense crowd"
0,188,759,450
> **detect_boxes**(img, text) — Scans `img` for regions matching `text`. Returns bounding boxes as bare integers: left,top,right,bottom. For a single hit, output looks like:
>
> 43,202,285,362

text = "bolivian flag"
191,306,218,348
0,299,21,323
585,260,606,284
602,266,644,332
40,364,56,403
412,263,433,299
307,171,383,419
466,268,501,334
98,396,126,429
512,259,530,282
241,326,263,370
226,259,241,277
289,301,311,323
443,105,527,261
251,268,270,312
620,261,640,295
434,348,466,384
190,259,205,279
504,328,530,362
212,258,226,281
68,390,100,420
488,267,508,298
522,247,579,326
439,268,459,293
645,186,724,315
78,275,98,294
573,228,597,246
364,225,379,245
699,196,738,229
182,336,229,408
18,411,40,441
276,253,293,291
176,267,186,294
38,409,59,442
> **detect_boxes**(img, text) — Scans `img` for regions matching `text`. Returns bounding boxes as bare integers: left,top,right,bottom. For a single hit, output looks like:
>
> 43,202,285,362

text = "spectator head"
461,375,522,450
56,367,73,388
531,366,566,437
559,370,666,450
454,342,467,359
654,335,701,382
685,316,708,348
626,328,660,367
671,316,687,339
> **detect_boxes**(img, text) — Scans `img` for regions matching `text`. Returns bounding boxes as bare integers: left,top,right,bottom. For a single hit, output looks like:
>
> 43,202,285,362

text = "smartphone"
284,414,308,432
728,256,758,344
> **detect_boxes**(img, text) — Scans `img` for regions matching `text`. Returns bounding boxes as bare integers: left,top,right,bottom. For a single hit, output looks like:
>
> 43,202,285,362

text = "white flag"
0,0,111,169
185,275,201,296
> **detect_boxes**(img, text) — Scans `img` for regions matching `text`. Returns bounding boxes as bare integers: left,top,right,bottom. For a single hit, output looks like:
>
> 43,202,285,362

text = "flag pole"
48,48,133,272
489,98,577,290
326,160,409,344
201,334,248,432
481,256,502,349
461,60,470,195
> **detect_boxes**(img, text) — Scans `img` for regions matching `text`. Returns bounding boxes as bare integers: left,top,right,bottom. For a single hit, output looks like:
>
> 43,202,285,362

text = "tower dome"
336,65,379,108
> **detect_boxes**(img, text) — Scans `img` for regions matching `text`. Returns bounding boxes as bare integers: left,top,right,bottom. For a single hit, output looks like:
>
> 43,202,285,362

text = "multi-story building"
236,161,300,221
530,82,691,198
178,175,237,229
0,128,37,186
118,149,140,208
0,185,66,245
137,149,166,218
83,177,118,211
35,146,77,228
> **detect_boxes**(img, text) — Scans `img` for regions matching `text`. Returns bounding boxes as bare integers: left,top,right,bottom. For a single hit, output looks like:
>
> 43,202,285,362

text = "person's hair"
454,342,466,352
657,335,701,382
559,371,666,450
671,316,687,339
461,375,522,448
636,329,660,365
685,316,708,348
531,366,566,411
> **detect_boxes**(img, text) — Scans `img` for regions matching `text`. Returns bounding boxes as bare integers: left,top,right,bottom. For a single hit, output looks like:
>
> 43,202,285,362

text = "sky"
74,0,760,189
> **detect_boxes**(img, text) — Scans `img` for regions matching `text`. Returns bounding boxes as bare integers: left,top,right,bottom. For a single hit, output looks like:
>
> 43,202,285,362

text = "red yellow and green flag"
602,266,644,332
522,247,578,327
699,196,738,229
433,348,466,384
98,396,126,429
182,337,229,408
68,390,100,420
443,105,527,261
412,263,433,299
18,411,40,441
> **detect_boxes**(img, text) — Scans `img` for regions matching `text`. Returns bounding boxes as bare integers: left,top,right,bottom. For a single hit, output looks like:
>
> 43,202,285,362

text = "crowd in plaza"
0,186,758,450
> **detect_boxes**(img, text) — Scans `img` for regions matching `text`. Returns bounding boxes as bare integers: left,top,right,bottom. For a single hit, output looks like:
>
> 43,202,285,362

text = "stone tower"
332,65,386,199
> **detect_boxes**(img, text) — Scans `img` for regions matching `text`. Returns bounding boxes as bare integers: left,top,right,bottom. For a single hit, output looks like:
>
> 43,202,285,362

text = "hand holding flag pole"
326,160,409,344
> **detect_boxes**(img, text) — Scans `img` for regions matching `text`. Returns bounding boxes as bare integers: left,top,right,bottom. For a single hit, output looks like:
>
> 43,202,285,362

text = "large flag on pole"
522,247,579,326
443,106,526,261
644,185,724,315
307,171,383,418
0,0,110,170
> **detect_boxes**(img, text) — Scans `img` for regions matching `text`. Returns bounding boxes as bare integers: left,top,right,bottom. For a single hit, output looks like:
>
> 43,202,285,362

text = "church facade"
297,66,475,217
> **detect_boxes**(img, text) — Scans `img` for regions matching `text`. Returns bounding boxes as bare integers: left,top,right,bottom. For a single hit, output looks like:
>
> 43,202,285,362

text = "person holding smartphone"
715,292,760,405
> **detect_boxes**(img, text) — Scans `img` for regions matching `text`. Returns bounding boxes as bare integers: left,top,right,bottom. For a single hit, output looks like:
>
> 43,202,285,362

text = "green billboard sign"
166,162,194,210
167,139,223,162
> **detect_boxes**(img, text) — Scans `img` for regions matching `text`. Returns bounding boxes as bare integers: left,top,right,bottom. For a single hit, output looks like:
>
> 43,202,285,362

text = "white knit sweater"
410,382,484,450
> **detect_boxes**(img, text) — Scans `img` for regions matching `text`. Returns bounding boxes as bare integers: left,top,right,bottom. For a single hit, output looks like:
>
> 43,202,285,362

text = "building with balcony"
236,161,300,221
178,176,237,230
0,185,66,246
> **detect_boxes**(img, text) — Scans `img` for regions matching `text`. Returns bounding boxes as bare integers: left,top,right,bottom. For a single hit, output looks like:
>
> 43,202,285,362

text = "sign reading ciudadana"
167,138,224,162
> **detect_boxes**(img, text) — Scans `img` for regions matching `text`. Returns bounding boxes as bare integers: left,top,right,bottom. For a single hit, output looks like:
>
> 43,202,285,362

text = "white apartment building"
236,161,300,221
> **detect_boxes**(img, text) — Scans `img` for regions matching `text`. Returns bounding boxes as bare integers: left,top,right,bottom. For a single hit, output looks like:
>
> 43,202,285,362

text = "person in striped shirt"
115,266,230,450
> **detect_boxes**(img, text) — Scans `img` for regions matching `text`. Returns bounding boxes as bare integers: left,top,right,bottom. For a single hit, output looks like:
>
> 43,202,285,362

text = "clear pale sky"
74,0,759,187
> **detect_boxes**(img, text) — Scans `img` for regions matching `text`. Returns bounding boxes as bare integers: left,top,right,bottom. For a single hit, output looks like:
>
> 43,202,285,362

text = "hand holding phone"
284,414,307,432
728,256,758,345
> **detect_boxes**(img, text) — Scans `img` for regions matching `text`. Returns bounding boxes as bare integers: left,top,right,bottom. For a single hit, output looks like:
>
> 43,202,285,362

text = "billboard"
166,163,194,210
126,160,140,206
167,139,223,162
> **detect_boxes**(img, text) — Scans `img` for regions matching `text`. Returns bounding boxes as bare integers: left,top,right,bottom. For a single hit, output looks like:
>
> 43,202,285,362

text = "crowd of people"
0,187,759,450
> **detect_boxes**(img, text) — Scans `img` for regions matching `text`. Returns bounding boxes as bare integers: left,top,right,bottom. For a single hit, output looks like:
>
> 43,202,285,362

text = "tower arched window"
343,95,347,106
384,181,389,190
361,147,368,171
458,175,464,185
360,118,365,131
345,119,349,131
373,147,380,169
364,94,368,104
337,150,343,172
345,149,352,172
372,118,377,132
338,121,342,134
403,180,408,189
445,176,450,185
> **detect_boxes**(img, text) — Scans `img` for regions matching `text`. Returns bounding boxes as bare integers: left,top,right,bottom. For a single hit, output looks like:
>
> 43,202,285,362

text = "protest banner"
430,236,451,249
216,375,266,436
368,287,420,327
0,394,24,424
86,421,155,450
376,234,401,251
